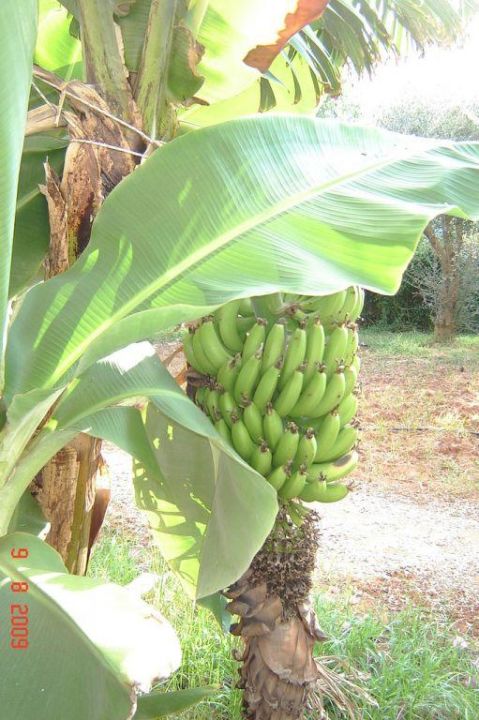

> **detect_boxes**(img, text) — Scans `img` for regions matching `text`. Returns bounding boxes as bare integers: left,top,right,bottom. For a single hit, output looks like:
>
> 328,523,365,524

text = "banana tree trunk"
225,507,327,720
33,435,105,575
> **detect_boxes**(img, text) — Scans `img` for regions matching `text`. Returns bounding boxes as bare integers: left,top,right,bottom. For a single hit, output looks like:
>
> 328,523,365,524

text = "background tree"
318,39,479,340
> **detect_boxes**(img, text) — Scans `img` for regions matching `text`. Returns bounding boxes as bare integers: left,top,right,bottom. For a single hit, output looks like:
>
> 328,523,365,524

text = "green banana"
266,463,291,491
217,353,241,392
305,415,325,433
231,414,255,461
301,290,346,319
337,392,358,427
312,370,345,416
344,326,359,367
250,441,273,476
263,403,284,451
195,385,207,408
352,353,361,373
215,300,243,352
215,418,231,444
261,323,285,372
243,400,264,443
320,425,358,463
300,480,348,503
206,387,221,421
294,428,317,469
252,363,281,412
279,465,308,500
344,361,358,396
234,349,262,403
323,325,349,377
289,366,327,416
202,387,211,414
274,369,304,417
313,411,340,462
242,319,267,362
236,315,256,337
307,450,358,483
192,327,217,375
335,286,359,324
279,327,307,388
197,319,232,370
273,421,300,467
239,297,255,316
288,307,308,323
348,287,364,323
218,391,238,428
303,320,325,384
182,331,201,370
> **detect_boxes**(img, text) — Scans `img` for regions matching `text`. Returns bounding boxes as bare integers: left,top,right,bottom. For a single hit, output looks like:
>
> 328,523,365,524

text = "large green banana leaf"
6,117,479,404
36,0,82,80
7,490,50,537
82,403,277,598
1,344,277,595
0,532,181,720
0,0,37,391
180,54,320,128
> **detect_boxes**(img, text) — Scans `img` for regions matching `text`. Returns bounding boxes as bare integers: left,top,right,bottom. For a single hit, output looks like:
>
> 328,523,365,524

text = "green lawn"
360,328,479,365
89,529,479,720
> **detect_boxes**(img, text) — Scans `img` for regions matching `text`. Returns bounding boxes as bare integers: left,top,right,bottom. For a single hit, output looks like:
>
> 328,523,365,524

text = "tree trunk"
225,507,328,720
33,436,106,575
434,251,459,343
426,218,460,344
433,296,456,342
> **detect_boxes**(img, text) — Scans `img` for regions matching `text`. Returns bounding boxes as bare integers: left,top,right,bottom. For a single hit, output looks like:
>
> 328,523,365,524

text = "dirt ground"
314,344,479,634
103,338,479,634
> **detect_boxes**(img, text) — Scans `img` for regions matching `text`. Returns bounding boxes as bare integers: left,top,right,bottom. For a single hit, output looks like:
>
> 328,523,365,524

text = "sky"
336,15,479,125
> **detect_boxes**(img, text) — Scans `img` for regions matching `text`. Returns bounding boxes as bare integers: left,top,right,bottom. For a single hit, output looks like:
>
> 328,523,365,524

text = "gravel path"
102,442,479,630
316,487,479,584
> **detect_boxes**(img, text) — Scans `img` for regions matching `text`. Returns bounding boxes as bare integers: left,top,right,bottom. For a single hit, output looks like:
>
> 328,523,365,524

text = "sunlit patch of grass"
361,329,479,367
318,601,479,720
87,528,150,584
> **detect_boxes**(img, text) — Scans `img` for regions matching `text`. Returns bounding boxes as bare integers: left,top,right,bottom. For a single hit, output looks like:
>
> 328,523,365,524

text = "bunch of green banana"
290,286,364,329
183,288,363,505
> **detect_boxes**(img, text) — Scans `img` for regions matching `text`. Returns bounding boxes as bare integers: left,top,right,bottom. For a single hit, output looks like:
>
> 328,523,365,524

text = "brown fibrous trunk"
32,435,110,575
225,507,327,720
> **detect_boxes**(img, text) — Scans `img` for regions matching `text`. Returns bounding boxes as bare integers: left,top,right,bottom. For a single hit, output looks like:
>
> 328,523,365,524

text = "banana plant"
3,1,479,719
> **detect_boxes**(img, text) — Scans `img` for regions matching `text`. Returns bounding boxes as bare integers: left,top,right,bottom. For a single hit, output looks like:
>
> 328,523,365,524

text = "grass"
89,530,479,720
360,328,479,365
